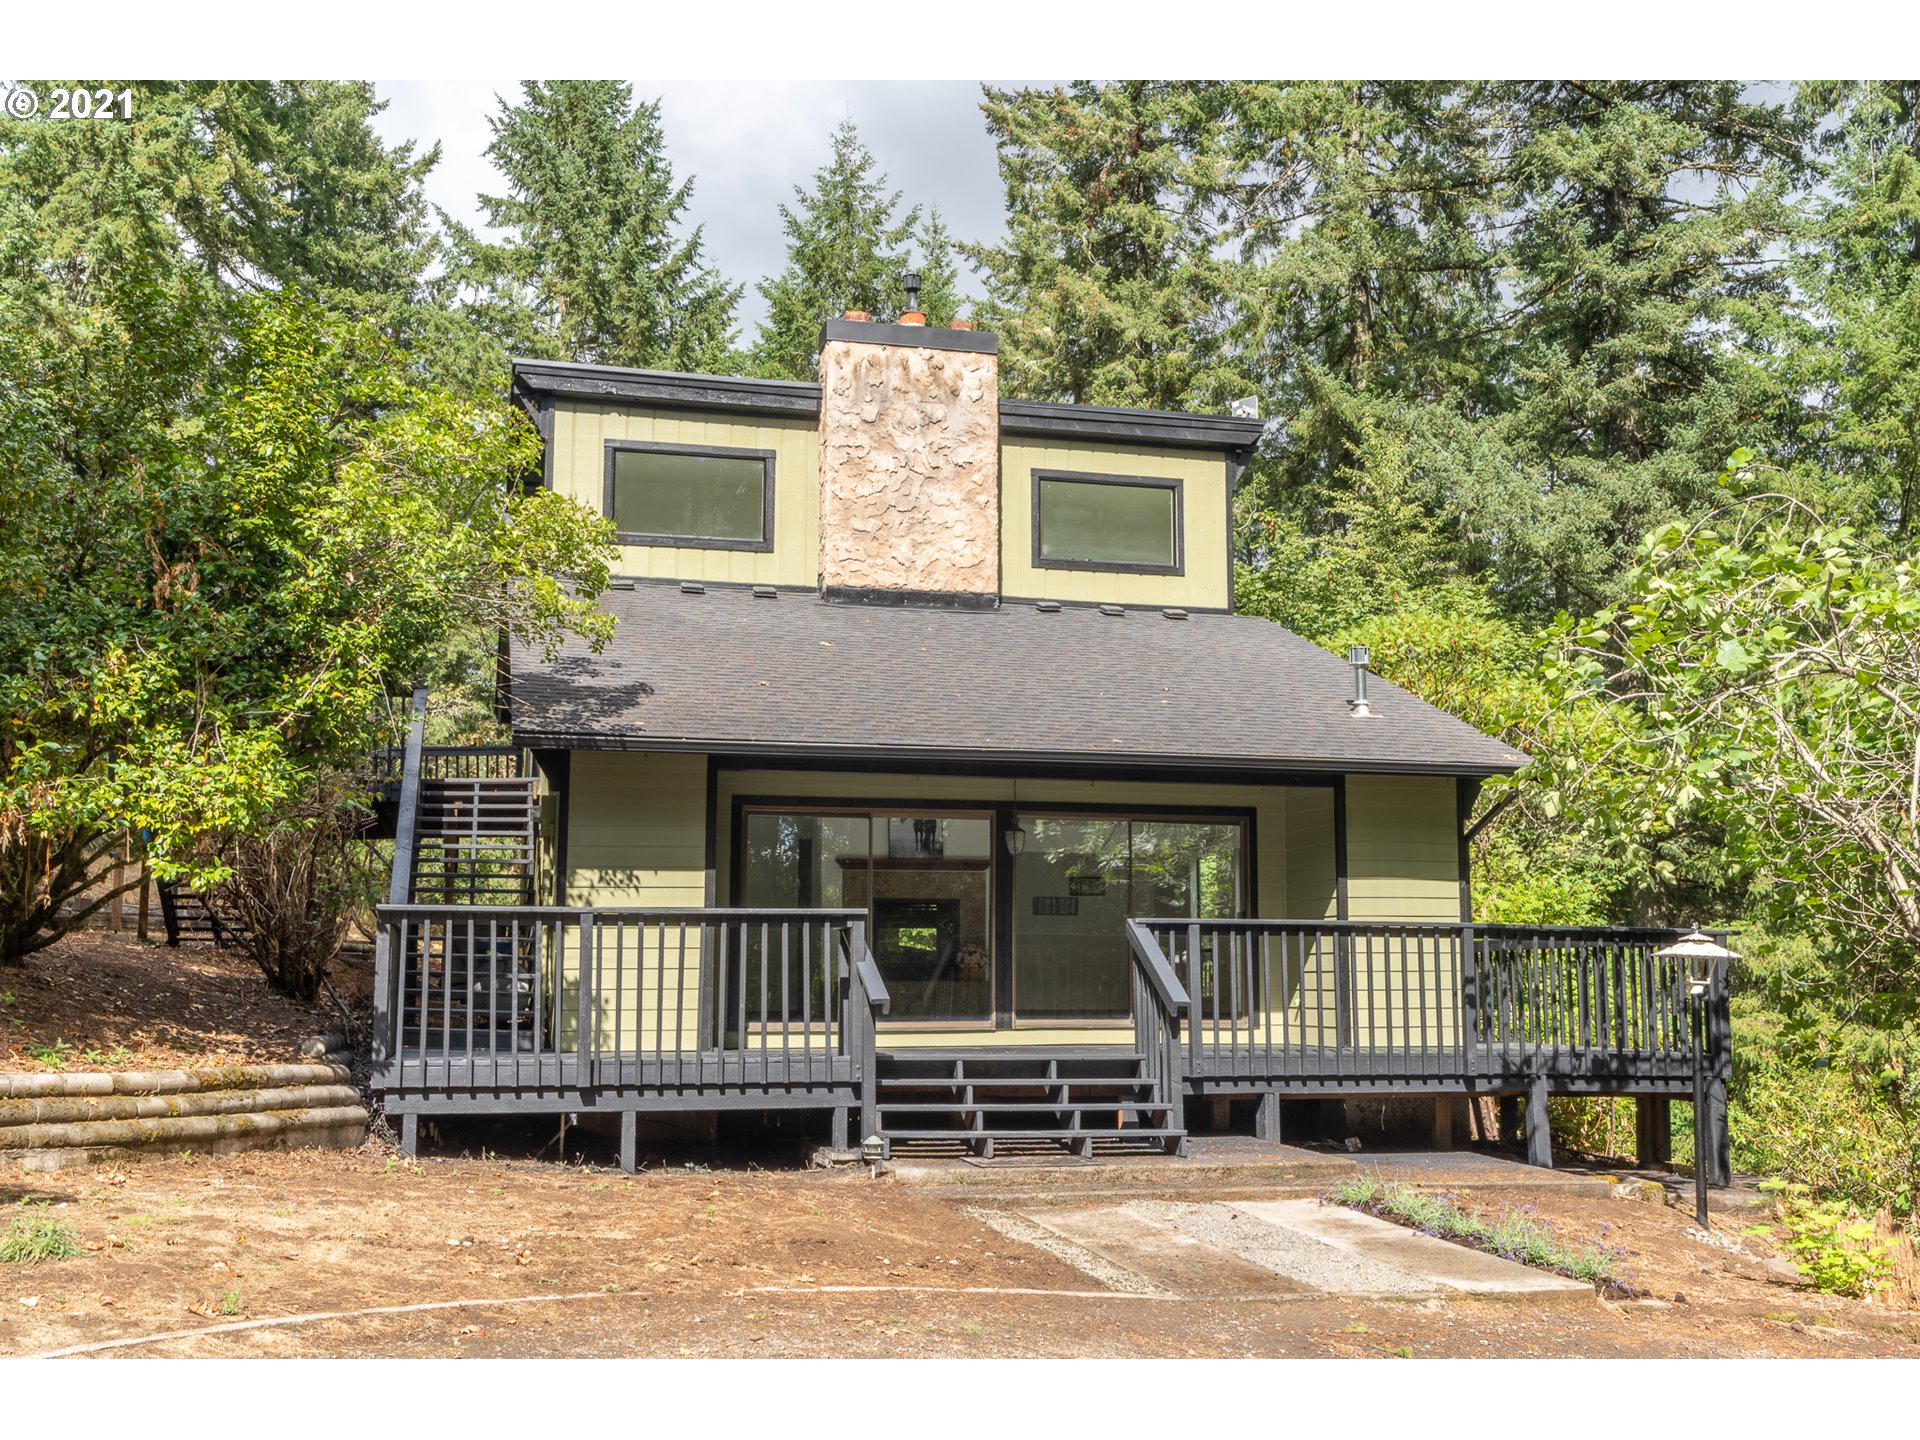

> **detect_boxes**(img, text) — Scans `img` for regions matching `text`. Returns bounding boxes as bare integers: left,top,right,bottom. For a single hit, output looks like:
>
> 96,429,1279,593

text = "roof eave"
508,728,1526,779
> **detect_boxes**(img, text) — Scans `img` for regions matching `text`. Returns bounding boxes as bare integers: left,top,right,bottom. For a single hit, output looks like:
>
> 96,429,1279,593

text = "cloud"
370,79,1012,336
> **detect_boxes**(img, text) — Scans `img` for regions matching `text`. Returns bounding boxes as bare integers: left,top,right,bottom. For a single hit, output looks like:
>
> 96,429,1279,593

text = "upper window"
603,440,775,551
1032,469,1182,574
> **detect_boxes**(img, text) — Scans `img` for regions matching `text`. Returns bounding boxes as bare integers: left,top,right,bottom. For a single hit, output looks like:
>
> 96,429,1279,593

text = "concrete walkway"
974,1195,1593,1303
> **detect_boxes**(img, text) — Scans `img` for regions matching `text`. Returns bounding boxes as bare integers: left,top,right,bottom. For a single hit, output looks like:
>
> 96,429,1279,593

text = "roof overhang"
510,359,1267,455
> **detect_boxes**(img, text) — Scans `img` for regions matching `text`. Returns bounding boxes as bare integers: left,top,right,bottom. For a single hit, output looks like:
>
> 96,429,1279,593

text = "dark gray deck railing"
372,905,879,1100
370,744,524,786
1137,918,1726,1092
1124,920,1191,1121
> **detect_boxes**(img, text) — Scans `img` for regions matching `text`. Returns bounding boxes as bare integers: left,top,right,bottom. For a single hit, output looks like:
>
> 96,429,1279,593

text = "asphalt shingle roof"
508,582,1527,776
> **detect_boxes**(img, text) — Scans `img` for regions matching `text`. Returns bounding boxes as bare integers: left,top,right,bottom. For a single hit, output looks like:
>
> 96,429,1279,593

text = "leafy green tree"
752,119,923,379
1543,472,1920,978
444,81,741,375
1469,82,1804,616
0,284,615,970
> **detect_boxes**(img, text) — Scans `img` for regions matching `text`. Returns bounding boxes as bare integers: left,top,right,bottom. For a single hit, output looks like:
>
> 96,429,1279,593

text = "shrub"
216,770,381,1003
1745,1180,1892,1299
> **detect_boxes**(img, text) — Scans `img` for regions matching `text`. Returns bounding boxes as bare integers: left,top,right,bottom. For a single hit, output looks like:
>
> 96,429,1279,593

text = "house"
369,306,1731,1175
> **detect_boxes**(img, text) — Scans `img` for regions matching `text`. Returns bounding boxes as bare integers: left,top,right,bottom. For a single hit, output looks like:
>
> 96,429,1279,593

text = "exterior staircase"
383,708,543,1054
874,1050,1187,1158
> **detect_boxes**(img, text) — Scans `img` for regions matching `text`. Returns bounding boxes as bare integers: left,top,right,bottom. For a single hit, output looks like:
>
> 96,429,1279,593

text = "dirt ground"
0,933,368,1073
4,1145,1918,1359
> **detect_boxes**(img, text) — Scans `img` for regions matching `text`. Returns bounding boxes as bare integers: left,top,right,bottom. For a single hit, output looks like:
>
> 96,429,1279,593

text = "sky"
371,80,1017,335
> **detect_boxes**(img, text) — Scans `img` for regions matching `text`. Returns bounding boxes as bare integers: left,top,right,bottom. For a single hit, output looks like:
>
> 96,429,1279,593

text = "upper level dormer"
511,314,1264,613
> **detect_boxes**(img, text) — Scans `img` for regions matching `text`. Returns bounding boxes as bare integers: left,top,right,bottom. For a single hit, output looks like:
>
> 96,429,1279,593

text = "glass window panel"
1012,816,1242,1022
867,816,993,1023
610,448,766,543
1037,476,1176,568
1012,817,1133,1020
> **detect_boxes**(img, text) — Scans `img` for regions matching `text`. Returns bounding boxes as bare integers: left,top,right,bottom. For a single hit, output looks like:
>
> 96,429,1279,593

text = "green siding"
551,402,819,587
999,438,1232,609
1345,775,1460,921
555,752,708,1047
1343,774,1464,1048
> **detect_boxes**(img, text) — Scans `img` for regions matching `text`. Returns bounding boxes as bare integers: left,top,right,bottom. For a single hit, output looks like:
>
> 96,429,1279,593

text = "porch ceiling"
507,581,1527,777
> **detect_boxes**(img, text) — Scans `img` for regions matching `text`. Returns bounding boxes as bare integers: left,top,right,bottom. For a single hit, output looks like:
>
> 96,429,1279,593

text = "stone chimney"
816,296,1000,607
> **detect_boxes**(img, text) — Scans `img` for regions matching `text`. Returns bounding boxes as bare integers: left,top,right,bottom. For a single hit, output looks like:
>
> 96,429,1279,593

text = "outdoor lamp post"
1654,929,1740,1230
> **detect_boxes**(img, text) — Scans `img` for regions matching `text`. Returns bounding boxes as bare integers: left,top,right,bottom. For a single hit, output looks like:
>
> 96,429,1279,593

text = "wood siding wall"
550,402,819,586
555,752,708,1047
1342,774,1464,1047
998,438,1231,609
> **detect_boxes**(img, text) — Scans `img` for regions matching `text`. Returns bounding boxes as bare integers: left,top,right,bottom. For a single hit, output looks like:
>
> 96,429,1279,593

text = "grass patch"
1,1212,82,1264
1327,1176,1629,1293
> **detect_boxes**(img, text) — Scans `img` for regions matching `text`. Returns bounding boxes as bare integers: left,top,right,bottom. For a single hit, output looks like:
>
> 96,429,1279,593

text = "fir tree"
751,119,921,379
970,81,1238,410
1766,82,1920,535
914,207,965,327
444,81,740,374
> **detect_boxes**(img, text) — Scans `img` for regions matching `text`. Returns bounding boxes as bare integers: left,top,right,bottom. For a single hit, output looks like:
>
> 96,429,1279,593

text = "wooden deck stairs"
393,742,543,1053
874,1051,1187,1158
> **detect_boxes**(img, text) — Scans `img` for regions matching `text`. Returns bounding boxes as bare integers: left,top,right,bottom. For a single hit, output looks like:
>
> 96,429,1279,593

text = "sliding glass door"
1011,815,1242,1022
739,810,994,1024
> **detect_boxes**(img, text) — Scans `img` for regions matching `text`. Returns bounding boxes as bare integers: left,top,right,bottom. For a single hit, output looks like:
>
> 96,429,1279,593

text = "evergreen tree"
1473,81,1804,614
914,207,965,327
971,82,1238,410
1765,82,1920,535
444,81,740,374
751,119,922,379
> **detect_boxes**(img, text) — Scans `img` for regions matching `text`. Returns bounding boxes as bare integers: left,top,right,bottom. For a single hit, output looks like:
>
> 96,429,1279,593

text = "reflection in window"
740,811,992,1023
608,444,771,547
1035,472,1179,570
1012,816,1241,1020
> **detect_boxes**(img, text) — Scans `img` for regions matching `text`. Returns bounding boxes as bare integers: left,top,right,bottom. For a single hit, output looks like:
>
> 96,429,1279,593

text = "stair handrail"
1124,919,1191,1018
841,921,889,1149
370,686,429,1080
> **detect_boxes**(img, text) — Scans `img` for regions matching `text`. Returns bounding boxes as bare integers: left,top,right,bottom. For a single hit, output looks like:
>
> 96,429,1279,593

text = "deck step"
879,1113,1175,1121
874,1049,1184,1158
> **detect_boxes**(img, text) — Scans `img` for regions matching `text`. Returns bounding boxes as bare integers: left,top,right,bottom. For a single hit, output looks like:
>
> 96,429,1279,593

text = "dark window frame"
1030,468,1185,576
602,438,777,552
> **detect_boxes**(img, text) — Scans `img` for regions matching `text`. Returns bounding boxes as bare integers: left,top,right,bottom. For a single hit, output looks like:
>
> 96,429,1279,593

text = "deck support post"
1524,1078,1552,1168
400,1111,418,1158
830,1105,848,1150
1431,1096,1456,1151
1635,1096,1672,1168
1705,1077,1731,1187
1209,1096,1232,1131
1253,1091,1282,1142
619,1111,637,1175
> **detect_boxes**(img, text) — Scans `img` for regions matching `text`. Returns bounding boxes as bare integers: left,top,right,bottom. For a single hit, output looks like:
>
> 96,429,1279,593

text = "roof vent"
608,577,635,591
1035,600,1062,614
680,581,706,595
1347,645,1374,718
1099,604,1125,617
1162,608,1188,621
752,585,778,600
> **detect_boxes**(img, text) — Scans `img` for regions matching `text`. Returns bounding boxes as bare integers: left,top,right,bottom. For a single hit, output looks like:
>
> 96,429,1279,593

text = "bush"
216,770,381,1003
1745,1180,1892,1298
